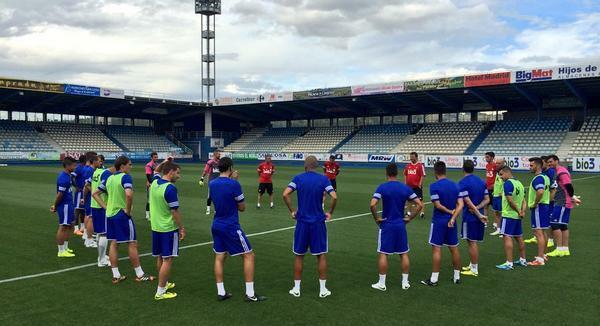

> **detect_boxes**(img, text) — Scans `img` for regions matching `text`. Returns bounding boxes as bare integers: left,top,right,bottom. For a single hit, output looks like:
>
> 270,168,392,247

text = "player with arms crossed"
323,155,340,208
490,158,506,236
50,157,78,258
256,154,275,209
93,156,154,284
145,152,160,221
484,152,496,215
283,156,337,298
526,157,551,266
199,150,221,215
495,167,527,270
404,152,426,219
150,161,186,300
458,160,490,277
370,163,423,291
422,161,463,286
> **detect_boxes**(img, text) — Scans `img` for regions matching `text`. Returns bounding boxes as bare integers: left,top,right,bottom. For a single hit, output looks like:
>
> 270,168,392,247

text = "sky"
0,0,598,101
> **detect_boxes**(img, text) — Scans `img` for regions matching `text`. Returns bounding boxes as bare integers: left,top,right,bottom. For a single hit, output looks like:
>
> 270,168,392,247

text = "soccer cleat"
524,236,537,244
319,290,332,298
112,275,127,284
97,259,110,267
513,260,528,267
205,208,211,215
420,279,438,287
489,229,500,236
57,251,75,258
245,294,267,302
256,203,261,209
547,239,555,248
420,212,425,219
270,202,274,209
371,283,387,291
495,262,514,270
402,282,410,290
527,260,545,266
217,293,233,301
166,282,176,290
461,266,471,271
562,249,570,256
543,254,548,261
452,278,461,284
154,291,177,301
288,289,301,297
66,248,74,254
460,270,478,277
546,249,564,257
135,274,156,282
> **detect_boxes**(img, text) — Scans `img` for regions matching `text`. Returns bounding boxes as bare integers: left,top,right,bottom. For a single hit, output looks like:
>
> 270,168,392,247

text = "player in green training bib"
496,166,527,271
93,156,154,284
490,158,506,236
149,161,185,301
90,155,112,267
526,157,551,266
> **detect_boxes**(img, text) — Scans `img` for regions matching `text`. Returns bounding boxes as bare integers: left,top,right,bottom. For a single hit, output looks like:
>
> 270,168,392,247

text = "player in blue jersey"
82,152,98,248
370,163,423,291
458,160,490,277
422,161,463,286
91,155,113,267
283,156,337,298
50,157,78,258
73,155,87,236
525,156,556,247
210,157,266,302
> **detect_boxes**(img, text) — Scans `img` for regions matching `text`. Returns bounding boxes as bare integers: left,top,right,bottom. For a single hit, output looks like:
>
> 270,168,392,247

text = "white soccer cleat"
288,289,301,297
319,289,331,298
205,208,211,215
371,283,387,291
97,259,110,267
402,282,410,290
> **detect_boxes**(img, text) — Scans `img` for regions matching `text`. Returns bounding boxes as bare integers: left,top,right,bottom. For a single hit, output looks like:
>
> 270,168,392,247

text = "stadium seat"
394,122,483,155
282,127,354,153
0,121,55,152
238,127,307,152
570,116,600,156
107,126,184,153
223,128,268,152
40,123,122,152
337,124,413,153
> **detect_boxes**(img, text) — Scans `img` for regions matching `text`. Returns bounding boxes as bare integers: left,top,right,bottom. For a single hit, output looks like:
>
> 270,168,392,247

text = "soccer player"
403,152,426,219
484,152,496,208
150,161,186,301
525,156,556,246
93,156,154,284
256,154,275,209
145,152,160,221
370,163,423,291
210,157,266,302
199,150,221,215
526,157,551,266
495,166,527,270
82,152,98,248
91,154,112,267
73,155,87,236
283,156,337,298
50,157,78,258
323,155,340,208
546,155,580,257
458,160,490,277
421,161,463,286
490,158,506,236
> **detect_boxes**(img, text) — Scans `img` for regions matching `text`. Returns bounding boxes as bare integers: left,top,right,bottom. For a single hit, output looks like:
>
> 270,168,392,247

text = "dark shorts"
492,196,502,211
294,220,328,255
378,223,409,254
500,217,523,237
91,207,107,234
258,183,273,195
461,220,486,242
106,210,137,243
411,187,423,199
212,223,252,256
429,219,459,247
330,179,337,191
57,203,75,226
152,230,179,258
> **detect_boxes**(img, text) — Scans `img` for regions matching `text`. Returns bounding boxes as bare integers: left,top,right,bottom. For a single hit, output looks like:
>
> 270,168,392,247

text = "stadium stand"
0,120,54,152
473,119,572,156
240,127,307,152
282,127,354,153
223,127,267,152
40,123,121,152
570,116,600,156
337,124,413,153
107,126,183,153
394,122,483,155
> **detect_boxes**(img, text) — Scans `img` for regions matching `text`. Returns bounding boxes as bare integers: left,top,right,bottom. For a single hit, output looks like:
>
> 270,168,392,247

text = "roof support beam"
424,91,461,110
466,88,501,108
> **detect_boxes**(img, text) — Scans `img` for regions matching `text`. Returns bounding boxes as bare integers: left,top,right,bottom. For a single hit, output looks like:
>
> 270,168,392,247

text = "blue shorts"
152,230,179,258
549,201,555,217
500,217,523,237
74,191,84,210
461,220,485,242
492,196,502,211
530,204,550,229
551,206,571,225
429,219,459,247
212,223,252,256
106,211,137,243
294,220,328,255
84,201,92,217
91,208,107,234
377,223,409,255
57,203,75,226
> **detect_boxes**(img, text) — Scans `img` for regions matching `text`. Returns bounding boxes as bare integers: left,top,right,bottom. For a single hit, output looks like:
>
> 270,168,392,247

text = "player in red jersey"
257,154,275,209
403,152,426,219
144,152,160,221
199,150,221,215
484,152,496,219
323,155,340,208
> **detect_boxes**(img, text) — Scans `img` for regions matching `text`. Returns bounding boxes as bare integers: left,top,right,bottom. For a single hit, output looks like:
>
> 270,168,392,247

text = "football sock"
156,286,166,296
57,244,64,253
216,282,226,296
535,256,544,263
401,273,409,285
245,282,255,297
111,267,121,278
453,270,460,281
64,241,69,250
471,263,479,274
134,266,145,278
98,236,108,261
378,274,386,286
430,272,439,283
293,280,301,292
319,279,327,293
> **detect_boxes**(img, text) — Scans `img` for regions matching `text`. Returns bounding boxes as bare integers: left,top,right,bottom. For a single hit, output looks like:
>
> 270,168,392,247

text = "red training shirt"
485,162,496,189
257,162,275,183
404,162,426,188
323,161,340,180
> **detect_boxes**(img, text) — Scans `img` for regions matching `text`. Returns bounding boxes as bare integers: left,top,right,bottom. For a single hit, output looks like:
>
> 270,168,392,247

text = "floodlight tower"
195,0,220,143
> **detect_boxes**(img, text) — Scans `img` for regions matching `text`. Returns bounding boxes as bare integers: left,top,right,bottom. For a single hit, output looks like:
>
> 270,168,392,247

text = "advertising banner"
0,78,64,93
464,72,511,87
209,152,232,160
262,92,293,103
461,155,488,169
101,87,125,99
554,63,600,80
0,151,60,161
336,153,369,162
368,154,395,163
214,96,262,106
351,82,404,96
512,68,553,83
424,155,464,169
424,155,531,171
293,87,352,100
64,84,101,97
404,77,464,92
572,157,600,172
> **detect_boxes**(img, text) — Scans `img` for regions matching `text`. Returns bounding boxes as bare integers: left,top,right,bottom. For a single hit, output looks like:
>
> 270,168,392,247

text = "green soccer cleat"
57,251,75,258
547,239,554,248
495,262,513,271
166,282,175,290
154,292,177,301
546,249,564,257
460,270,478,277
524,237,537,244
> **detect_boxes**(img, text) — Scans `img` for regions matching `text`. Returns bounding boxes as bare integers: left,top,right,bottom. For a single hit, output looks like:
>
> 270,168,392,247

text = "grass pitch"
0,163,598,325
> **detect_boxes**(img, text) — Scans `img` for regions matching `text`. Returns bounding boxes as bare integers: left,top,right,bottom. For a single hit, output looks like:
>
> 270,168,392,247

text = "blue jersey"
458,174,488,223
543,167,557,191
210,177,245,226
83,165,94,201
74,163,86,190
373,181,417,225
57,171,73,206
430,178,460,220
287,171,334,223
